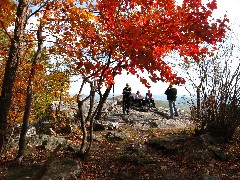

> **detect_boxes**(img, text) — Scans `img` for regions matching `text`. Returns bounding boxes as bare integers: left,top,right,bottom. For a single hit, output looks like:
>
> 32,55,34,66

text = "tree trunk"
95,85,112,120
0,0,28,152
197,86,200,119
85,83,95,157
14,87,31,164
78,100,87,154
77,81,97,159
14,20,44,164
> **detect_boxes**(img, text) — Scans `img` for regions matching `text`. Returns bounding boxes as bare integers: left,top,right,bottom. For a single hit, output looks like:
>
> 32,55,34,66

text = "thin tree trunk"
77,81,97,159
95,85,112,120
78,100,87,154
0,0,28,152
14,86,32,164
85,83,95,157
197,86,200,119
14,19,44,164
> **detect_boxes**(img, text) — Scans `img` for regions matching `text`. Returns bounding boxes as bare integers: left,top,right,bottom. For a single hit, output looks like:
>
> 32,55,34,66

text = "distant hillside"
70,93,193,110
108,94,192,110
154,99,190,110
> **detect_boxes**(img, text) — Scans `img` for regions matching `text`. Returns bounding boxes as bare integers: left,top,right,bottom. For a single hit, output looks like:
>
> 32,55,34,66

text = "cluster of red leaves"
46,0,228,88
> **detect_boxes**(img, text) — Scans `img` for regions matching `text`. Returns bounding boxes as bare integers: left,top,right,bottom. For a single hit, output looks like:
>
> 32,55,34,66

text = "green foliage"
32,50,71,122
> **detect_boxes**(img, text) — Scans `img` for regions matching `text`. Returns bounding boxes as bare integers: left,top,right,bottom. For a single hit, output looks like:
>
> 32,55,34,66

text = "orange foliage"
47,0,228,88
0,0,16,28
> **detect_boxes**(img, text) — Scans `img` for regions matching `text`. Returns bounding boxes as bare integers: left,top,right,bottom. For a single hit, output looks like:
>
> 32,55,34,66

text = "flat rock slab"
4,158,81,180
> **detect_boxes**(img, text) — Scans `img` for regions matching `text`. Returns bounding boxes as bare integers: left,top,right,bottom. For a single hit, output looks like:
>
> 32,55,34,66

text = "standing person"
145,89,156,108
122,83,131,114
165,84,179,118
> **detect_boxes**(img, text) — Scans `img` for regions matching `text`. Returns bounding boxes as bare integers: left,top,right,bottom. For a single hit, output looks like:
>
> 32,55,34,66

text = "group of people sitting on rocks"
122,82,179,119
133,89,156,108
122,83,156,115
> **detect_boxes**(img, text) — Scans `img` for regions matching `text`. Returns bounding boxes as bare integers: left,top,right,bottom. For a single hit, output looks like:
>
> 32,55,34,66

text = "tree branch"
0,20,11,40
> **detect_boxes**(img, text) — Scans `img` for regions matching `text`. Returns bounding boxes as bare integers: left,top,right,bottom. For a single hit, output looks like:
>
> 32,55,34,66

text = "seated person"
145,89,156,108
133,90,144,107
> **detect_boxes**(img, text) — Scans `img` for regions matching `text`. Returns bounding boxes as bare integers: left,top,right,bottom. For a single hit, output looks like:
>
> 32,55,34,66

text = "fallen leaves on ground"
1,127,240,180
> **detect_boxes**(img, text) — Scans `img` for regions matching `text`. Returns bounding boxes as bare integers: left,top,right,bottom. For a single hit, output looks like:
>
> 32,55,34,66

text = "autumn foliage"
0,0,230,163
47,0,228,88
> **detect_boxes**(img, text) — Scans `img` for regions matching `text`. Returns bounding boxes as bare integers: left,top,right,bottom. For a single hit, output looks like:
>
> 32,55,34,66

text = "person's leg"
151,99,156,108
145,99,149,107
132,99,136,106
126,97,130,114
142,99,146,107
135,99,140,107
168,100,174,118
173,101,178,116
123,98,126,114
130,96,134,106
147,99,151,108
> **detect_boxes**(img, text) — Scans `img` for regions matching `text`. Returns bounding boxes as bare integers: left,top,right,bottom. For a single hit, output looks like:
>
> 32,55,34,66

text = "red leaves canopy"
49,0,228,87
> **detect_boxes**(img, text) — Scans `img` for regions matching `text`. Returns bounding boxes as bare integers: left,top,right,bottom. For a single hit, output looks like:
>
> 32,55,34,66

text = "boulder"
5,158,81,180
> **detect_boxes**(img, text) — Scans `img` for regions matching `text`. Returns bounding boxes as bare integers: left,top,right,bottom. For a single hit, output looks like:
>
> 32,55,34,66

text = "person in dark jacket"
122,83,131,114
165,84,179,118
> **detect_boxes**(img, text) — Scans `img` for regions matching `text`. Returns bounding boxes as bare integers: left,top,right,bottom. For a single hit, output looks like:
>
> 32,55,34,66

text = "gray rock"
147,136,188,155
200,133,217,146
5,158,81,180
26,127,36,137
106,131,130,141
210,145,229,161
200,174,221,180
43,158,81,180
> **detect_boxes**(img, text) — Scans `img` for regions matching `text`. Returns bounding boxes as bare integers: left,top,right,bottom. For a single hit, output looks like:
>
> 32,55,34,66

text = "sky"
68,0,240,96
